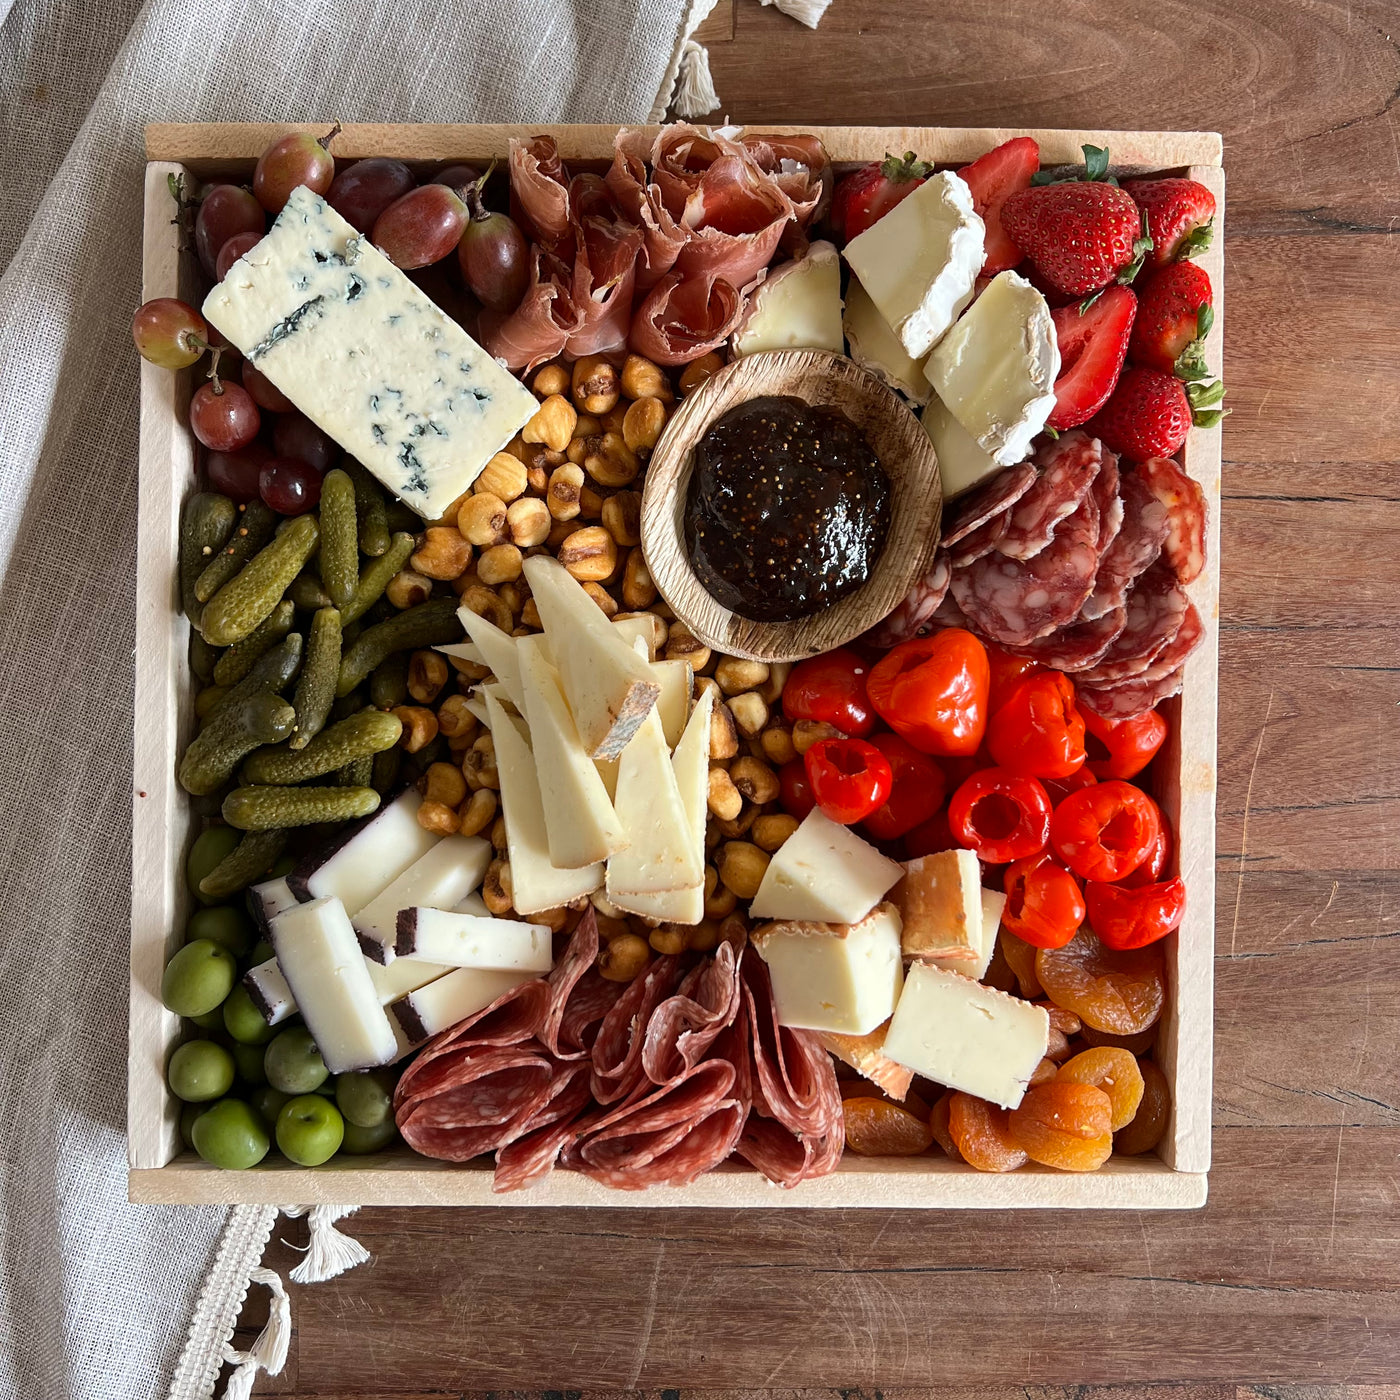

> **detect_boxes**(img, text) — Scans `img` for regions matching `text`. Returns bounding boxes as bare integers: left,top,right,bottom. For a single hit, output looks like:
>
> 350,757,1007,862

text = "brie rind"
842,171,985,359
922,391,1004,500
923,269,1060,467
843,274,931,405
732,241,844,357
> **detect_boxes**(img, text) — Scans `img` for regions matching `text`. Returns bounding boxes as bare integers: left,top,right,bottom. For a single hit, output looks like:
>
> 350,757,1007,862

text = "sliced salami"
1135,600,1204,685
950,487,1101,645
641,941,741,1086
866,552,951,648
1092,448,1124,555
994,431,1101,561
539,909,623,1058
491,1062,596,1192
1007,604,1127,672
1077,665,1185,720
1138,455,1207,584
1082,469,1171,620
946,507,1011,569
940,461,1038,547
590,954,685,1104
1076,563,1190,686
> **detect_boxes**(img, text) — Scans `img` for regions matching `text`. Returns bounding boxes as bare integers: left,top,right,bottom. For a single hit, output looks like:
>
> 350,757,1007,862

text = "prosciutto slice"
739,131,831,232
508,135,571,248
629,268,756,366
605,128,687,289
564,176,644,359
480,245,584,372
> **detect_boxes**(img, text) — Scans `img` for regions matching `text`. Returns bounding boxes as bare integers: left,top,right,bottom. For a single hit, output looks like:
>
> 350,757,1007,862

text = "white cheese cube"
843,273,932,405
203,187,536,519
883,963,1050,1109
922,391,1004,500
732,241,845,357
395,908,553,972
752,903,904,1036
894,849,983,961
842,171,985,358
350,834,492,962
923,269,1060,468
748,807,904,925
268,897,398,1074
391,966,530,1043
971,887,1007,981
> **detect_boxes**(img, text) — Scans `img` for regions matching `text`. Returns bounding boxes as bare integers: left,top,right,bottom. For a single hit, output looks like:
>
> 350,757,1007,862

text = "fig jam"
685,395,891,623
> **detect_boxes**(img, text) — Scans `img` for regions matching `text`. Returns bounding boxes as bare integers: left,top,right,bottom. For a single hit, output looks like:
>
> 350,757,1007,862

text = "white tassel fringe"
671,39,719,118
761,0,833,28
218,1268,289,1400
282,1205,371,1284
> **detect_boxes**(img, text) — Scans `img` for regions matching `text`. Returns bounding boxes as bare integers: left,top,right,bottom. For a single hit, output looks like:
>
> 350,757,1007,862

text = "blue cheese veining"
202,185,537,519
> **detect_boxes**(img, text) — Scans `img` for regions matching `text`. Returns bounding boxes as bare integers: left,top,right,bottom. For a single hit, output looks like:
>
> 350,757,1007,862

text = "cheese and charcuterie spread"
141,123,1219,1182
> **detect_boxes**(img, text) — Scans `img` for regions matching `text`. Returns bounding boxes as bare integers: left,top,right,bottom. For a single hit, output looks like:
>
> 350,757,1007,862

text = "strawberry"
958,136,1040,275
1122,177,1215,267
831,151,932,244
1002,182,1149,297
1130,261,1214,380
1089,365,1228,461
1048,285,1136,430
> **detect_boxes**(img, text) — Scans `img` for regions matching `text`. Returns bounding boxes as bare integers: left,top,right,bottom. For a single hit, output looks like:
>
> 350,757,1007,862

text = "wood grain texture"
220,0,1397,1385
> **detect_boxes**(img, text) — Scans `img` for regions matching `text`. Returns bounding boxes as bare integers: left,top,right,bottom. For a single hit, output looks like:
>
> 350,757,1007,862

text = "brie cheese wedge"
922,391,1004,500
843,273,931,405
732,241,844,357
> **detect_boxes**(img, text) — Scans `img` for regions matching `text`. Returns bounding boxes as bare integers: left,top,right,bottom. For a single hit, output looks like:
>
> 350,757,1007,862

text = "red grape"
206,443,271,502
328,157,416,233
272,412,334,473
241,362,295,413
259,456,322,514
132,298,209,369
215,230,261,281
372,185,466,269
189,381,260,451
254,130,336,214
195,185,265,277
458,192,529,312
431,164,482,197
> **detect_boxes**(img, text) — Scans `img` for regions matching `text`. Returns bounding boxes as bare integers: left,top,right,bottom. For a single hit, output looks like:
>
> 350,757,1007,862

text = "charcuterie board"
129,123,1221,1208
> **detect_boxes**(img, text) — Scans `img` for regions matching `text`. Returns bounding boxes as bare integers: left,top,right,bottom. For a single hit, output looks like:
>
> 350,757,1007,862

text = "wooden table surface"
237,0,1400,1392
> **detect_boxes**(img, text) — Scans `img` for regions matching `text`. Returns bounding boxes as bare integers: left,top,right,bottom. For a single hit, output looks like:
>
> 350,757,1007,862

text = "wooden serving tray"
130,123,1223,1208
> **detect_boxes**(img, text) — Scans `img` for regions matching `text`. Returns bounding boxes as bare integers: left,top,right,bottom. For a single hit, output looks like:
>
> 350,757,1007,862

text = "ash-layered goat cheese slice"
394,908,553,971
247,876,299,938
883,962,1049,1110
243,958,297,1026
748,807,904,925
843,273,932,405
287,788,440,916
351,834,492,962
732,241,845,357
923,269,1059,468
390,966,530,1044
752,903,905,1036
242,947,453,1027
842,171,985,359
365,953,453,1004
202,186,536,520
922,391,1004,500
267,897,398,1073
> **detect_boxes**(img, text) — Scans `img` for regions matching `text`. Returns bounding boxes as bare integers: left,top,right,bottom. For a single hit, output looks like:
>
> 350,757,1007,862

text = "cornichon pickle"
318,469,359,609
344,458,390,558
211,633,304,716
212,599,295,687
369,652,410,711
188,629,221,685
179,692,296,796
288,569,332,611
336,597,459,697
201,514,320,648
384,499,420,534
288,607,341,751
195,500,277,603
404,733,447,779
371,745,402,795
197,828,289,899
340,532,415,625
223,784,380,830
194,685,230,722
180,493,237,625
331,686,368,721
242,709,402,785
336,754,375,787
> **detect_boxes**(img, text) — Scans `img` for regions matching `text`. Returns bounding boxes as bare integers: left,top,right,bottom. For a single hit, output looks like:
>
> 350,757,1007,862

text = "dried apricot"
948,1093,1029,1173
1114,1058,1171,1156
1009,1081,1113,1171
839,1078,930,1120
842,1095,934,1156
1081,1022,1157,1055
1056,1047,1144,1130
1035,927,1165,1035
999,930,1043,998
1036,1000,1082,1060
929,1089,960,1159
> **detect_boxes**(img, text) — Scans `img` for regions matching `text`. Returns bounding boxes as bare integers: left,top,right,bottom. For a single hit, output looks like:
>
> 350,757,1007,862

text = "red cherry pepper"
778,760,816,821
803,738,894,825
1086,875,1186,949
866,629,990,757
1049,780,1163,882
861,733,947,841
947,767,1052,864
904,806,956,859
1002,852,1085,950
986,672,1087,780
1044,766,1098,806
985,643,1043,714
782,647,876,736
1118,811,1171,888
1082,707,1169,780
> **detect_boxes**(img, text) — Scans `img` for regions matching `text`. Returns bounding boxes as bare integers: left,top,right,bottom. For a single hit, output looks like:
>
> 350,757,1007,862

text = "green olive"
167,1039,236,1102
275,1094,345,1166
222,983,275,1044
249,1084,292,1127
341,1117,399,1154
179,1101,210,1150
187,904,255,958
264,1026,328,1095
186,827,242,905
161,940,236,1017
192,1098,270,1169
335,1069,395,1128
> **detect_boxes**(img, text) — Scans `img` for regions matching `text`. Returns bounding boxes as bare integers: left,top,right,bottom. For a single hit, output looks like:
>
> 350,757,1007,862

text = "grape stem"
464,162,497,223
206,345,226,390
318,122,343,152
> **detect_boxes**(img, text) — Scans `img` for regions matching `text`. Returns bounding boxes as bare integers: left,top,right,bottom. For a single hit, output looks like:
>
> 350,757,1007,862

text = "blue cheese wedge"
202,186,537,519
883,962,1049,1110
732,241,844,357
843,273,931,405
842,171,985,359
923,269,1060,468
